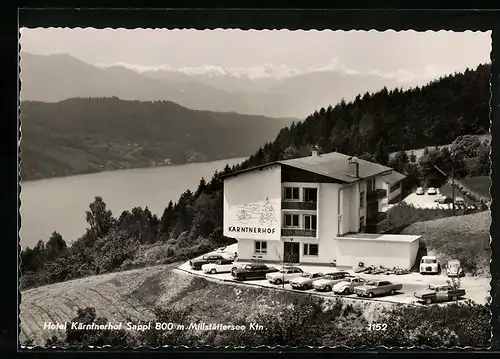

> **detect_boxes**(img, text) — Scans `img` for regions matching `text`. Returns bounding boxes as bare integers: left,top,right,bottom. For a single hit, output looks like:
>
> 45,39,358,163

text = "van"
420,255,439,275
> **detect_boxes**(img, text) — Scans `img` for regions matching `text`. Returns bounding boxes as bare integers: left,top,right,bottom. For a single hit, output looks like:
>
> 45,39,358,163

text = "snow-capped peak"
94,60,455,83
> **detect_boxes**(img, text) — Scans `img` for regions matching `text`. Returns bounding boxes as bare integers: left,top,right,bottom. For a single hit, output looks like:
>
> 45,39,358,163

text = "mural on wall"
235,197,277,227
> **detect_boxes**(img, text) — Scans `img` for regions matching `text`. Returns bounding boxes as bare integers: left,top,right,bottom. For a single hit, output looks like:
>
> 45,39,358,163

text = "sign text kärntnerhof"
227,226,276,234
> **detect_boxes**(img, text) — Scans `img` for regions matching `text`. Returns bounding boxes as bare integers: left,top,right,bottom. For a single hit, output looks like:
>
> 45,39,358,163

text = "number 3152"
368,323,387,331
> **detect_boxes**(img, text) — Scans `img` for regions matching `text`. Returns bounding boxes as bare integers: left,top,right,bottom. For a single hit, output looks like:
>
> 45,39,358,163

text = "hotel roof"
221,151,398,183
383,171,406,184
337,233,421,243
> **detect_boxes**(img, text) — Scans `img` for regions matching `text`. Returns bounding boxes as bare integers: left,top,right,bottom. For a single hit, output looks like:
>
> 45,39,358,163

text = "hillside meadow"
402,210,491,276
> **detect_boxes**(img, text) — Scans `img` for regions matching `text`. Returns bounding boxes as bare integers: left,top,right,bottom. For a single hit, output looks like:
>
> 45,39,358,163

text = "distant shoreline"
20,156,248,183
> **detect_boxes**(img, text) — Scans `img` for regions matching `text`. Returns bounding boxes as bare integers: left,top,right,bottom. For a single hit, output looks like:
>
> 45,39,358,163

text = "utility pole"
451,166,455,213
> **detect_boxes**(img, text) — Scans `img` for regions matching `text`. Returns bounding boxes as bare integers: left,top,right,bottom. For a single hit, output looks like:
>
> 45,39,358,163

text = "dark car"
414,284,466,305
232,263,279,281
189,254,226,270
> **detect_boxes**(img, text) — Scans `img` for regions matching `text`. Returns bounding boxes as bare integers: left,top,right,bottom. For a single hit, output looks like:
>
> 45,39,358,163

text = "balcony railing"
366,188,387,202
365,212,388,233
365,221,389,234
281,228,317,237
281,201,317,210
366,211,387,225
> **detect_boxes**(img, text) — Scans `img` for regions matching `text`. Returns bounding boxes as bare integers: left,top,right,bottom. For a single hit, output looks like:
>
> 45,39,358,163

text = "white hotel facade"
222,150,420,269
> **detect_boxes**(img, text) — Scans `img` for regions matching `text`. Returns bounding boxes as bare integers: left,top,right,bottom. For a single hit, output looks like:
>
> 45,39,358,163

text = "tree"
282,145,300,160
45,231,67,261
450,135,482,158
195,177,207,196
476,143,491,176
374,136,390,165
274,246,286,288
159,200,175,234
409,150,417,163
85,196,114,239
389,150,409,173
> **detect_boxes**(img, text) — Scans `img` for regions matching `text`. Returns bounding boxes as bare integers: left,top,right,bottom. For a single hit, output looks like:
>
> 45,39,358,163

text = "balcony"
281,228,317,237
365,212,388,233
281,201,317,210
365,222,389,234
366,211,387,225
366,188,387,202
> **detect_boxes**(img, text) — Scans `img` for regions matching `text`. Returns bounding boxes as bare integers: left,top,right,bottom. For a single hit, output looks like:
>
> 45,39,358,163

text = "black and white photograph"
19,27,492,348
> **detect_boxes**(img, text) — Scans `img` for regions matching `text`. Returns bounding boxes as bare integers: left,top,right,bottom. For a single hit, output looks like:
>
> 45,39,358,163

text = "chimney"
312,145,320,157
347,157,359,178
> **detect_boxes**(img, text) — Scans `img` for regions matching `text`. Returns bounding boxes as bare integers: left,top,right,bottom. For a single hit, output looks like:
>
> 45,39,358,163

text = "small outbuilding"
422,165,448,188
334,233,421,269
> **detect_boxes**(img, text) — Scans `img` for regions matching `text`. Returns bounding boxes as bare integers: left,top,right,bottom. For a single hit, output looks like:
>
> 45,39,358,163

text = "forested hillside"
20,97,296,180
20,64,491,290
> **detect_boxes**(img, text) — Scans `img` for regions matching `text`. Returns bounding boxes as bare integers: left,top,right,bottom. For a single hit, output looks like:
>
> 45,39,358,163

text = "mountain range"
20,52,432,118
20,98,296,180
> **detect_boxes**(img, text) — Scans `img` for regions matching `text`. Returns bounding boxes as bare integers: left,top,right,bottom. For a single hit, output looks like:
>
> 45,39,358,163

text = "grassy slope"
389,134,491,160
20,264,386,346
402,211,491,275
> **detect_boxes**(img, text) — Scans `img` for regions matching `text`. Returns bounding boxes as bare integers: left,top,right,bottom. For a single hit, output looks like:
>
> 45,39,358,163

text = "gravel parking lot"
177,255,490,306
403,192,449,209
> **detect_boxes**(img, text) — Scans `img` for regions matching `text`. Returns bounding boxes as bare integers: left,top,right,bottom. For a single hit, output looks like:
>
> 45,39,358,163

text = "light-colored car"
266,266,304,285
289,272,324,290
427,187,437,195
332,277,366,295
354,280,403,298
414,283,466,305
454,197,465,206
416,187,424,195
436,194,448,204
312,271,352,292
446,259,464,277
420,255,440,275
202,259,235,274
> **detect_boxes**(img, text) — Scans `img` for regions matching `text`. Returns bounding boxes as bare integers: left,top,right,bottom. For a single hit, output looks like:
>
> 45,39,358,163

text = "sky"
19,28,491,81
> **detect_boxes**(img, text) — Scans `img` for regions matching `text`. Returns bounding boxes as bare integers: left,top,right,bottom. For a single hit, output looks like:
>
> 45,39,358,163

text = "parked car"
434,194,445,203
354,280,403,298
370,267,388,275
289,272,324,290
420,256,440,275
232,263,279,281
416,187,424,195
446,259,465,277
427,187,437,195
202,259,235,274
332,277,366,295
312,271,352,292
359,265,376,274
454,197,465,207
190,254,227,270
266,266,304,285
414,283,466,305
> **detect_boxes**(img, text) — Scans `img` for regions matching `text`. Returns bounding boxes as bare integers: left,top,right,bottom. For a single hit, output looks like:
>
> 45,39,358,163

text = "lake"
20,157,246,248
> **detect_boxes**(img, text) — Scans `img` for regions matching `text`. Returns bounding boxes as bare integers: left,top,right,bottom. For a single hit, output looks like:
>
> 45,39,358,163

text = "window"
304,215,317,230
359,216,365,232
359,191,365,208
284,187,300,200
303,243,319,256
303,188,318,203
284,214,299,227
254,241,267,254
